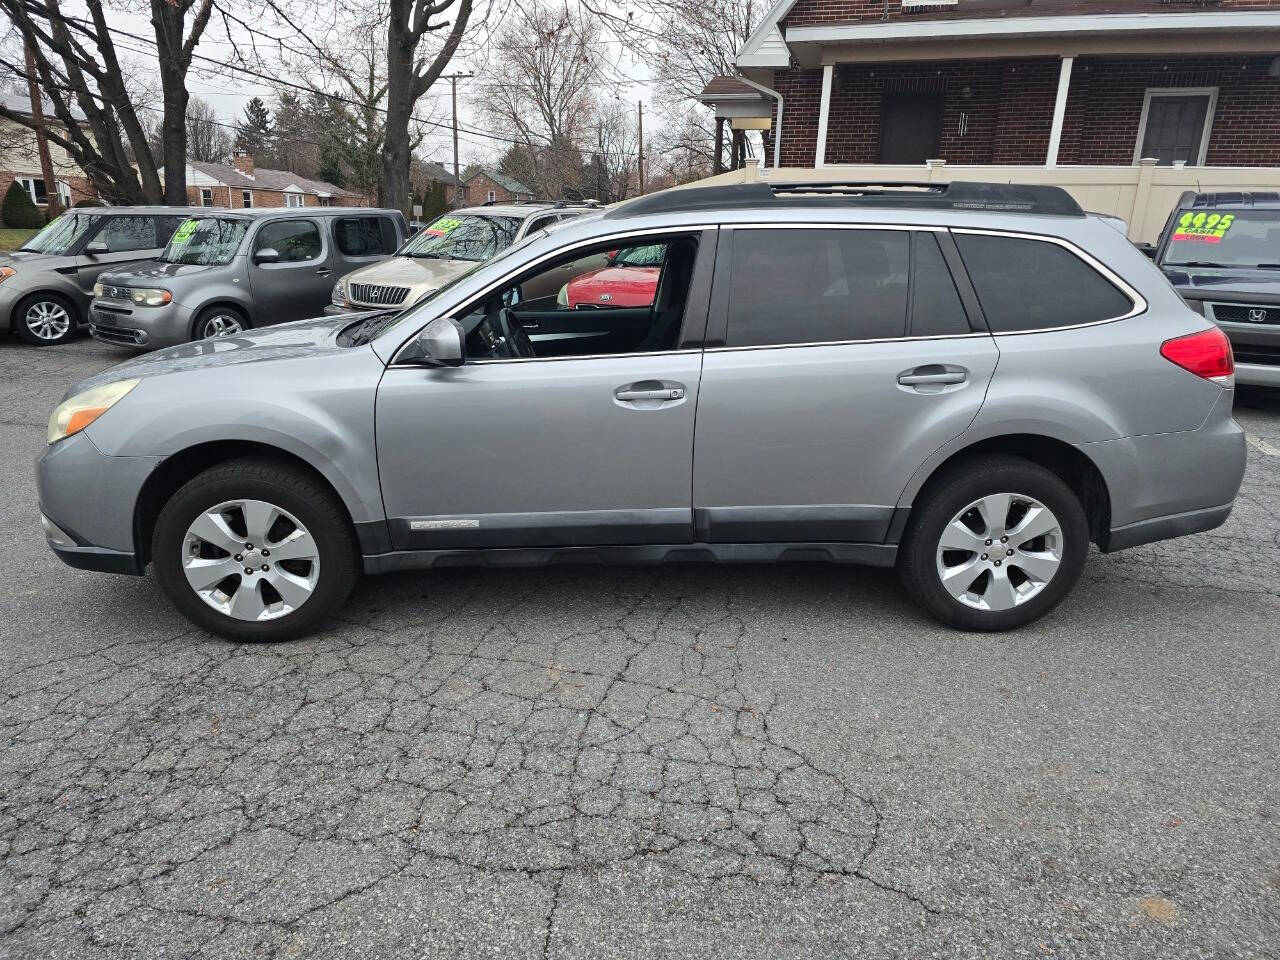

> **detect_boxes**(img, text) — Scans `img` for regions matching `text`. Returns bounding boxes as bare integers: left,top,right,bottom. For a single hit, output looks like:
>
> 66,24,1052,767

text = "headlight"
130,288,172,306
93,281,105,298
331,279,347,306
47,379,140,445
0,266,16,284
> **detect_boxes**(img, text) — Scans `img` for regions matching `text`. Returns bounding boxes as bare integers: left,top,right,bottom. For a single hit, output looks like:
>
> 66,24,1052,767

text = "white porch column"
815,63,834,168
1045,55,1075,168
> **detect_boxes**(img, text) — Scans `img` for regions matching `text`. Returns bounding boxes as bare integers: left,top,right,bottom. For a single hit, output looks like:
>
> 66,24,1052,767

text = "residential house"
166,152,369,210
462,168,536,206
0,90,97,213
697,0,1280,241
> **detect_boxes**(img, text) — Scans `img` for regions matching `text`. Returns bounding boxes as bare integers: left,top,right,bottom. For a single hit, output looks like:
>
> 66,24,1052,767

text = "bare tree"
185,95,232,162
475,2,604,199
0,0,214,204
584,98,636,203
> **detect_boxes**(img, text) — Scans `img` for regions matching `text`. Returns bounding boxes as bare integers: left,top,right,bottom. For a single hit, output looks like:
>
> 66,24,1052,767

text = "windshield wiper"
405,251,451,260
1168,261,1228,269
1255,263,1280,270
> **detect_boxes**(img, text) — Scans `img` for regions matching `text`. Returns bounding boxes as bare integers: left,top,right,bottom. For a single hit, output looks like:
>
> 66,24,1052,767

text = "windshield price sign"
427,216,463,233
1173,211,1235,244
170,219,199,245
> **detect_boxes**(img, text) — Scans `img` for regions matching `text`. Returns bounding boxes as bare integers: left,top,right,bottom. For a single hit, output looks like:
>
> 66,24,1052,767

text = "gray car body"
37,199,1246,580
87,207,407,349
0,206,204,337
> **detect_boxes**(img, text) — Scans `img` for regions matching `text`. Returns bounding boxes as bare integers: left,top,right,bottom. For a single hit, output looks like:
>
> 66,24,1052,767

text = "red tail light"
1160,327,1234,386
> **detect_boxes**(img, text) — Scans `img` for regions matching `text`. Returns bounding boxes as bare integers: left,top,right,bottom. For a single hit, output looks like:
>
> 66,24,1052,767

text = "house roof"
698,76,766,101
737,2,1280,69
178,160,349,197
418,160,461,187
465,167,534,197
0,88,86,122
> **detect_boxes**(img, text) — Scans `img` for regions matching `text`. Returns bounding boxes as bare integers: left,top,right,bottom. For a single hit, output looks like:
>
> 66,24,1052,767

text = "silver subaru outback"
36,181,1247,641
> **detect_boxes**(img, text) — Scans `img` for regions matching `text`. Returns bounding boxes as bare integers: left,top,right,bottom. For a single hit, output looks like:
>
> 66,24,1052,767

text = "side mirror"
253,247,280,265
1135,242,1158,260
403,316,465,367
84,240,108,256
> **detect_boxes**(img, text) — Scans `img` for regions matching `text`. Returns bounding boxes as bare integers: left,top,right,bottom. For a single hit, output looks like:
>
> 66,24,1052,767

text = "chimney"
232,150,254,177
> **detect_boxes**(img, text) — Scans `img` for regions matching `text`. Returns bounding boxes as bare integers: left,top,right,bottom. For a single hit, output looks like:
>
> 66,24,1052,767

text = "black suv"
1153,192,1280,388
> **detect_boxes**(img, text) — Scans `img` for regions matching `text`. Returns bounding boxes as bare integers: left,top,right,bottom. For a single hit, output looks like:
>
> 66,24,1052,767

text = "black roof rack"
1182,191,1280,210
606,180,1084,219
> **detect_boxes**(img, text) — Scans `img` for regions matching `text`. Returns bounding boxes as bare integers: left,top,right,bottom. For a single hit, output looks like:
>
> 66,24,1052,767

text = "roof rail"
1185,191,1280,208
606,180,1084,219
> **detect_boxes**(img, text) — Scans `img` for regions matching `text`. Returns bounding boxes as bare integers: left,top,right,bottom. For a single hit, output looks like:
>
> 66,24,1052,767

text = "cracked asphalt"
2,336,1278,959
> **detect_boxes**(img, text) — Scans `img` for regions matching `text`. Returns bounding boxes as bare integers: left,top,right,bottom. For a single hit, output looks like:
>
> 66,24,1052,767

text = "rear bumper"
1102,502,1233,553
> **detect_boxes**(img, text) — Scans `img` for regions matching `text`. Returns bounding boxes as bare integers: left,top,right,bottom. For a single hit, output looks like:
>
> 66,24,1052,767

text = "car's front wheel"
192,306,249,342
898,455,1089,631
152,459,357,642
14,292,78,345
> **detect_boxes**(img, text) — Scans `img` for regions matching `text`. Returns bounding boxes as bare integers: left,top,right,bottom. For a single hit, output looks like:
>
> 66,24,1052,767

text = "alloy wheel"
200,314,243,339
934,493,1064,612
25,300,72,341
181,499,319,622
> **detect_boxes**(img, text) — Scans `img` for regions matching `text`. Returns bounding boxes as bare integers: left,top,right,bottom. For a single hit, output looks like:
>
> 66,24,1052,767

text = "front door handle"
316,267,331,276
615,380,685,404
616,387,684,402
898,371,967,386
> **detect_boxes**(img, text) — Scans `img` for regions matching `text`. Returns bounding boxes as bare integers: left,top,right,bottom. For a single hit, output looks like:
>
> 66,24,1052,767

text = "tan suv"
326,202,598,313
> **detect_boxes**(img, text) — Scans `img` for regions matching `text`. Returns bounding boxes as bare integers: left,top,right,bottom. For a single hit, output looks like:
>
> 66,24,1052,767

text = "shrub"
2,181,44,229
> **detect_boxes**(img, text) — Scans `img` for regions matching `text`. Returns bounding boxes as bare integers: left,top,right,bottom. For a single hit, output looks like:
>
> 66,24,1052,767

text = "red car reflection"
565,245,664,308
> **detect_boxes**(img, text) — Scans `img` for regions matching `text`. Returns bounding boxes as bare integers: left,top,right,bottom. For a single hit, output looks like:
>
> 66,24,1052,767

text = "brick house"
701,1,1280,170
164,152,369,210
462,168,536,206
0,90,97,216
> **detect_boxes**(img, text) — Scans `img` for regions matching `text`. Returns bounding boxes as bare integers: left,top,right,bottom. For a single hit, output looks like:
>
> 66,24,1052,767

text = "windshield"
18,212,101,255
1163,209,1280,269
398,214,520,262
160,217,250,266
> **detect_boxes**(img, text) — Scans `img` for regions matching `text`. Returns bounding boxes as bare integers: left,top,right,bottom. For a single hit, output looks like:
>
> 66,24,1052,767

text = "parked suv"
89,207,407,348
327,202,597,314
1153,192,1280,387
0,206,196,345
37,181,1245,641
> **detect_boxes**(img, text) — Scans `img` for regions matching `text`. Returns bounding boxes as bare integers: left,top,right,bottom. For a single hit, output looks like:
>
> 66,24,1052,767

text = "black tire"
14,292,78,345
190,305,250,342
152,459,358,642
898,455,1089,631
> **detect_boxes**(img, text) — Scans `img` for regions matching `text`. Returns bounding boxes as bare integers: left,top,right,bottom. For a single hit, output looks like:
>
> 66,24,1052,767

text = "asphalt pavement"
1,336,1277,959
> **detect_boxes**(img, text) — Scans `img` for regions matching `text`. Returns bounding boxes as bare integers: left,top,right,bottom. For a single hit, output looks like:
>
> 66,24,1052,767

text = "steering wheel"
495,307,536,359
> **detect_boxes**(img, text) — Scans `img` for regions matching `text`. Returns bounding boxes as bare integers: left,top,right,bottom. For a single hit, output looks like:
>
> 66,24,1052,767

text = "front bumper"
88,298,194,350
0,278,28,330
36,431,161,575
1236,362,1280,388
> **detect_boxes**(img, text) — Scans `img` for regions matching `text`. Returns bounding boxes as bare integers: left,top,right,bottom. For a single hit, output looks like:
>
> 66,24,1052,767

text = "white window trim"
487,189,496,203
1133,86,1218,167
17,176,71,206
241,190,253,208
284,191,305,208
200,187,214,207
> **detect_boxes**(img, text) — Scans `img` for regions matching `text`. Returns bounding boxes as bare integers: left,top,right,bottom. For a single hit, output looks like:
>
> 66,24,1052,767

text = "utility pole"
443,72,473,208
24,39,61,217
637,100,645,195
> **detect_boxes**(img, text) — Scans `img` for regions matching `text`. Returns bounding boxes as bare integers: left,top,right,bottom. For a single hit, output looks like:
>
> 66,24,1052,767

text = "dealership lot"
1,339,1277,959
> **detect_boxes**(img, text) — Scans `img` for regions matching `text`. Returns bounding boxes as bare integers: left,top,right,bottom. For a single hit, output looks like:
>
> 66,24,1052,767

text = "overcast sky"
89,4,658,171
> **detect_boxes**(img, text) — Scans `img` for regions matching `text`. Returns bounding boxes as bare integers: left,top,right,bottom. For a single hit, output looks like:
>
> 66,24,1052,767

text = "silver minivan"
89,208,407,348
37,181,1247,641
0,207,197,345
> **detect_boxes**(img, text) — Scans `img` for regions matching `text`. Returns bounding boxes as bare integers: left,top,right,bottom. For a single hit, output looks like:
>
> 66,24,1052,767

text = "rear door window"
334,216,398,257
725,228,910,347
955,232,1134,332
254,219,323,262
910,232,970,337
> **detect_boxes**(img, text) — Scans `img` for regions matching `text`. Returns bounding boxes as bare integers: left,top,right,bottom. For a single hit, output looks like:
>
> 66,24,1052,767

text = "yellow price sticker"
427,216,463,233
1173,211,1235,244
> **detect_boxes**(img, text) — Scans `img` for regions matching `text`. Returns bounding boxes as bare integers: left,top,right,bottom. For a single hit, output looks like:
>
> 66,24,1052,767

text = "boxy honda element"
89,207,406,348
38,181,1246,641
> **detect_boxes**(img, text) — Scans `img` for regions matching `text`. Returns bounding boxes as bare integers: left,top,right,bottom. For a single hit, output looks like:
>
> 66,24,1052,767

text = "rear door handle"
898,371,966,386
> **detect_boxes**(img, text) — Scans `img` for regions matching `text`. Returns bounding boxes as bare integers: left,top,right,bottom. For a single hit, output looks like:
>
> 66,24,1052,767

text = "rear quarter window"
334,216,398,257
955,233,1134,333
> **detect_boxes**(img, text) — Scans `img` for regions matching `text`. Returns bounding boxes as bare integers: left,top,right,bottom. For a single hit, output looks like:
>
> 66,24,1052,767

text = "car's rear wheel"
192,306,249,342
14,292,77,345
152,459,357,642
898,455,1089,631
